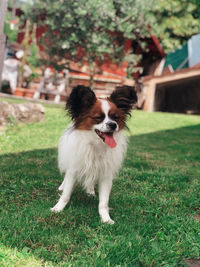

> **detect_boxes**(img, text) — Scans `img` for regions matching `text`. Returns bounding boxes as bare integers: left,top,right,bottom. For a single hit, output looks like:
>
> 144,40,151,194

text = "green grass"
0,97,200,266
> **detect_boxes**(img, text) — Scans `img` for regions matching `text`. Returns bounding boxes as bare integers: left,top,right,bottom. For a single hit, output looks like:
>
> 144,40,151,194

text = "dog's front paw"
102,218,115,224
50,201,66,213
100,212,115,224
50,206,62,213
99,207,114,224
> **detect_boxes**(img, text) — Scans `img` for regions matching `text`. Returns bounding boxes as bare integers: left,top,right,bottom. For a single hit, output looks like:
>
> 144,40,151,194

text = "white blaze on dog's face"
66,85,137,148
92,99,119,148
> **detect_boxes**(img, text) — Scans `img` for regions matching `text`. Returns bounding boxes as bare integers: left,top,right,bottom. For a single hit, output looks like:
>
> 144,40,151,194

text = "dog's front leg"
98,177,114,224
51,171,75,213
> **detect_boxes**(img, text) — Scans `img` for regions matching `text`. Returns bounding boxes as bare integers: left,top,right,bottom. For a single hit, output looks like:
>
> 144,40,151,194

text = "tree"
152,0,200,52
23,0,154,86
4,12,18,42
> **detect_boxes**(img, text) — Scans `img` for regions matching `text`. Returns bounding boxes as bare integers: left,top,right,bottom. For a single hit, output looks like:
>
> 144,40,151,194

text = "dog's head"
66,85,137,148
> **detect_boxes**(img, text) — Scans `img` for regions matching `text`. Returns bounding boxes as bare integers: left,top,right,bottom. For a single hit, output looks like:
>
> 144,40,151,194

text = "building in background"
142,34,200,114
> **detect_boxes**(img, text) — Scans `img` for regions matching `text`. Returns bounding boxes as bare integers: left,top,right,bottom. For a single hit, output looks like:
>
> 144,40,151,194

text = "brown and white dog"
51,85,137,224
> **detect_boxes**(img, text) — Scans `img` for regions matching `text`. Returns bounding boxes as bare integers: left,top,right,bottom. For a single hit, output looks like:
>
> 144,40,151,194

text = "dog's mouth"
95,130,117,148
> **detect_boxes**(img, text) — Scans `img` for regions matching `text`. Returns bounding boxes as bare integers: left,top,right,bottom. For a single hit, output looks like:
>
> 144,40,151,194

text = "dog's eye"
94,117,102,119
93,116,104,120
93,113,105,121
109,114,119,120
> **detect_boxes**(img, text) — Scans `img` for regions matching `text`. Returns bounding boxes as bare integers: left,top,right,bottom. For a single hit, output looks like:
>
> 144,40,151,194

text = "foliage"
152,0,200,52
27,43,40,69
23,0,153,83
0,97,200,266
18,20,40,87
21,0,200,79
4,12,18,42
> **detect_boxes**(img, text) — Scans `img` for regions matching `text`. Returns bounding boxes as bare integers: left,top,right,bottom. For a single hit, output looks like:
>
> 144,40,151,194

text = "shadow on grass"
0,124,200,265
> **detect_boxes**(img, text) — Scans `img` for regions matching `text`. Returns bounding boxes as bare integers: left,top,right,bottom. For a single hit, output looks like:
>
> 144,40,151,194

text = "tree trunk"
0,0,8,89
89,60,95,90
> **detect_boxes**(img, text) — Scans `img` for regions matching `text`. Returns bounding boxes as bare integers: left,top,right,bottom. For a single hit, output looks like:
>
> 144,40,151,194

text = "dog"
50,85,137,224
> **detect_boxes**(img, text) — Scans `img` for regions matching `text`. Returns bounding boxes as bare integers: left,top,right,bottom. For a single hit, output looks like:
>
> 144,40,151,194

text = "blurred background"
0,0,200,114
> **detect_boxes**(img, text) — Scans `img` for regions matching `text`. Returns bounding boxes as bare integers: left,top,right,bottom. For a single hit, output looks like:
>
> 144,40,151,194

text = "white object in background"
23,64,32,78
54,81,65,103
2,58,19,92
44,67,51,78
16,50,24,59
10,23,15,30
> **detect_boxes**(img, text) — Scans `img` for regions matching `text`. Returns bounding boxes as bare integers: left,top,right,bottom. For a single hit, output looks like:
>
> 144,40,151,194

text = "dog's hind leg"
51,171,75,213
58,179,65,191
98,177,114,224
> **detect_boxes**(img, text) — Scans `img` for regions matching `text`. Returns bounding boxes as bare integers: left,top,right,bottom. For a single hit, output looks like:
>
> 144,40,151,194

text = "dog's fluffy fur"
51,85,137,224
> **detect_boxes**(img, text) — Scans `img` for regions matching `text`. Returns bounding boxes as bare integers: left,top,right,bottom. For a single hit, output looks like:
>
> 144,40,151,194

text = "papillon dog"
51,85,137,224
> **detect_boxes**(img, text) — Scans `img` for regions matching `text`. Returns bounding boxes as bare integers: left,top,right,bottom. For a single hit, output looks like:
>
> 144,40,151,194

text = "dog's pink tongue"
103,133,117,148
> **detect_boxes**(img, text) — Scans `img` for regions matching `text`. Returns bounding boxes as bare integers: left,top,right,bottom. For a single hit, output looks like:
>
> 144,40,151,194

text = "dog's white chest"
58,126,127,189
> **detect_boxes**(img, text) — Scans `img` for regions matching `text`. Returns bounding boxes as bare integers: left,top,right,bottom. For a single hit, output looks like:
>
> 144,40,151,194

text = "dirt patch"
184,259,200,267
193,214,200,221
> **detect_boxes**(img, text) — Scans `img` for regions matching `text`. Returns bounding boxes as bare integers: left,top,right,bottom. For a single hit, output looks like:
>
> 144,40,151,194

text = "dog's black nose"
107,122,117,131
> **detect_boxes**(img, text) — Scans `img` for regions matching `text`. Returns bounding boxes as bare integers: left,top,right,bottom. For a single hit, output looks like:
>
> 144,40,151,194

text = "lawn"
0,97,200,266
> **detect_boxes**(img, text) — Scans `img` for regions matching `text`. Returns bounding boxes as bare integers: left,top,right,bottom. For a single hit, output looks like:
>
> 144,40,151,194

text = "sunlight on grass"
128,110,200,136
0,245,54,267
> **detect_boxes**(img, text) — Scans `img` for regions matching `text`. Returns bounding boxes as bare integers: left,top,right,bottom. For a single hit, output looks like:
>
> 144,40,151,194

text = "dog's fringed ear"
109,86,137,115
66,85,97,119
